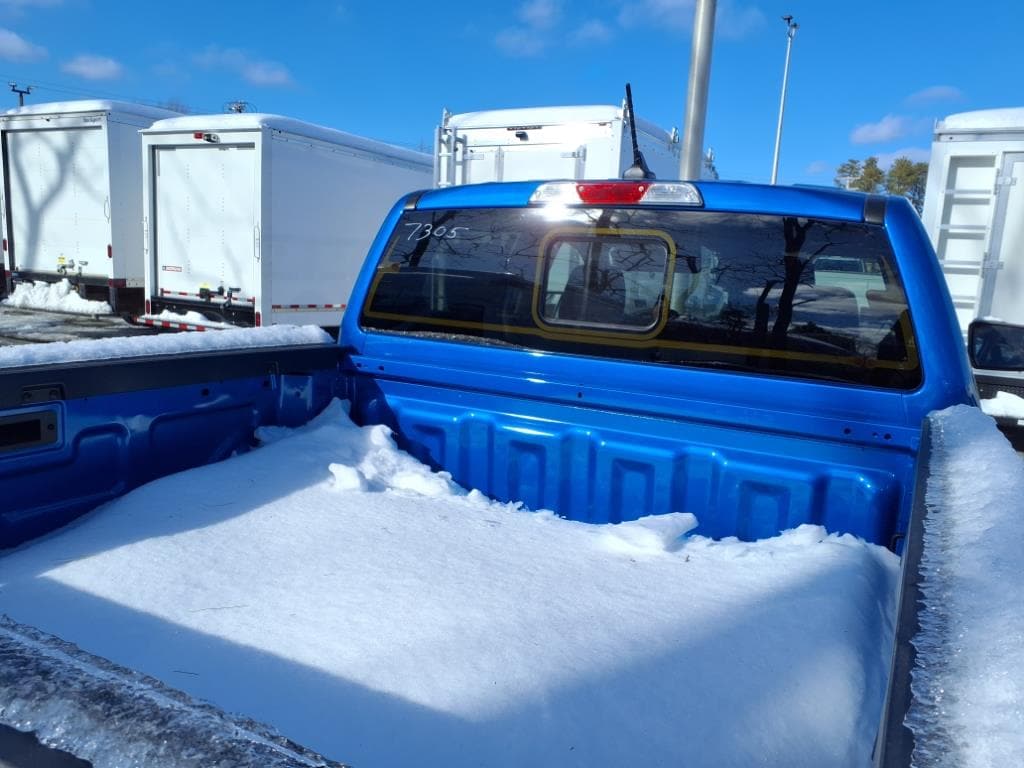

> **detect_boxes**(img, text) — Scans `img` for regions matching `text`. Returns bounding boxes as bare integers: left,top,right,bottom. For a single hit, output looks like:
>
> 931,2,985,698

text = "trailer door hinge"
995,175,1018,187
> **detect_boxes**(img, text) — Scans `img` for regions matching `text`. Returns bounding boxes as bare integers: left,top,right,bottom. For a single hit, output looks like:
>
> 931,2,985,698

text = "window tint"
362,208,920,389
539,233,670,331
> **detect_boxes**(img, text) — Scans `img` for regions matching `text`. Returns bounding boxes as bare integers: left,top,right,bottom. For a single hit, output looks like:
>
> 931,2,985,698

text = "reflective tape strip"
137,317,210,332
270,303,347,311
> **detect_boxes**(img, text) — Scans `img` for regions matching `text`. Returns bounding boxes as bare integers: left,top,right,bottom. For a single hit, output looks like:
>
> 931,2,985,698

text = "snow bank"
980,390,1024,421
154,309,219,324
0,400,900,768
0,324,333,367
2,279,111,315
907,406,1024,767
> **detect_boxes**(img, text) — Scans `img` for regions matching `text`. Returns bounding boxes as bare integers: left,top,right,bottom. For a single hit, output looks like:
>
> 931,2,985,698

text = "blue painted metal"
341,182,976,547
0,182,977,550
0,360,336,548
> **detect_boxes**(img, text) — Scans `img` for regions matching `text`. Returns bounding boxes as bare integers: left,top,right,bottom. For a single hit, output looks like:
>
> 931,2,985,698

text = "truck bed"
0,400,899,768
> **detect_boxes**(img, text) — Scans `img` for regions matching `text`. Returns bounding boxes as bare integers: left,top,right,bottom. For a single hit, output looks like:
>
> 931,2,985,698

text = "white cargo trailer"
921,107,1024,334
921,107,1024,417
139,114,432,330
0,100,178,312
434,105,686,187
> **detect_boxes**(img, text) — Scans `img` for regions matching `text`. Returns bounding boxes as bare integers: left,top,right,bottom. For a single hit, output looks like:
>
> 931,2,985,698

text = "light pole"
769,15,797,185
680,0,717,180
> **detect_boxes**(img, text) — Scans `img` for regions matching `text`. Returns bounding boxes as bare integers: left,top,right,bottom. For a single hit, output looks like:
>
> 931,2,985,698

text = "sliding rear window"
361,207,920,390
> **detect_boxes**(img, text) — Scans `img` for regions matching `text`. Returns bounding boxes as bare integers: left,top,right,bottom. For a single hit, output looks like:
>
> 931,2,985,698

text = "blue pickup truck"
0,179,976,766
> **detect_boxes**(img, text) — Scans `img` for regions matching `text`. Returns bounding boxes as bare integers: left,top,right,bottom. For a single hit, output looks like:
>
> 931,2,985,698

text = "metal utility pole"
680,0,717,179
8,82,32,107
770,15,798,185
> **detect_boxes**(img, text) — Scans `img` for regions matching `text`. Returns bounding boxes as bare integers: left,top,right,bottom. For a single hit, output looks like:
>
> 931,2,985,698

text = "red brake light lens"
575,182,650,204
530,181,702,207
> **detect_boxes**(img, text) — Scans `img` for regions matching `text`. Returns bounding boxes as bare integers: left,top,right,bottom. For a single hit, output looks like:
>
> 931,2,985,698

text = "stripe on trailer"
108,279,127,288
137,317,210,332
271,303,347,311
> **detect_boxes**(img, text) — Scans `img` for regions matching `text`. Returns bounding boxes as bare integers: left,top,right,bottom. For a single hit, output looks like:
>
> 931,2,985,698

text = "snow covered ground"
0,305,158,347
0,400,900,768
979,389,1024,421
2,279,112,315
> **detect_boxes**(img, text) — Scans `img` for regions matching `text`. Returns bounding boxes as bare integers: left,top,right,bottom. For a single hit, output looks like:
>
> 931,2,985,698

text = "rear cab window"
361,207,920,390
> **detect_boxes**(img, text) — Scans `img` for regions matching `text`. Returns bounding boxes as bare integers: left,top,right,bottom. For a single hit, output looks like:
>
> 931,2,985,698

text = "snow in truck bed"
0,400,899,767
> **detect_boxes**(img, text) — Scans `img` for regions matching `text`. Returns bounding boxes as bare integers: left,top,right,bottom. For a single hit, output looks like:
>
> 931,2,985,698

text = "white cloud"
519,0,560,29
850,114,913,144
616,0,764,39
875,147,931,170
495,0,564,57
718,2,766,39
495,26,547,57
906,85,963,105
0,27,44,61
61,54,122,80
805,160,829,175
618,0,693,30
573,19,613,43
194,46,294,87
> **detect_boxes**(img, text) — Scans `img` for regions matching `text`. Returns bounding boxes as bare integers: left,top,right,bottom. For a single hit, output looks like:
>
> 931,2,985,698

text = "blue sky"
0,0,1020,185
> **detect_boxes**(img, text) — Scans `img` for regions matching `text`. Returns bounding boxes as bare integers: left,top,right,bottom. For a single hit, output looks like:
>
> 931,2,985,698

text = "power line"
0,73,208,113
8,82,32,107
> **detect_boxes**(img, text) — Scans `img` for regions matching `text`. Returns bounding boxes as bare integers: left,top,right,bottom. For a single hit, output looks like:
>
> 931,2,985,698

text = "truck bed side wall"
0,346,338,548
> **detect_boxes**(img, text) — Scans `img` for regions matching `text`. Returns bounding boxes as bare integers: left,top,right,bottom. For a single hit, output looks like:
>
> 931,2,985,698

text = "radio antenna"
622,83,655,180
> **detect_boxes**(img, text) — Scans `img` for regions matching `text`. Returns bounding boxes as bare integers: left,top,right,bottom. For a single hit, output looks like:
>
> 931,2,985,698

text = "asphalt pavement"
0,305,162,347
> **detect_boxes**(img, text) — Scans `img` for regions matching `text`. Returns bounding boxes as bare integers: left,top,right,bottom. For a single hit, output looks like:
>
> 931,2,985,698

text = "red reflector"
107,244,112,259
145,299,151,314
575,182,649,205
255,311,262,327
193,132,204,139
2,239,6,252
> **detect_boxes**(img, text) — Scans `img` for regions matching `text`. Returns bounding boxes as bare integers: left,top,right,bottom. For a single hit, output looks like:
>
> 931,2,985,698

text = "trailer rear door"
152,144,257,303
934,155,999,333
936,153,1024,331
4,126,111,277
986,153,1024,326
